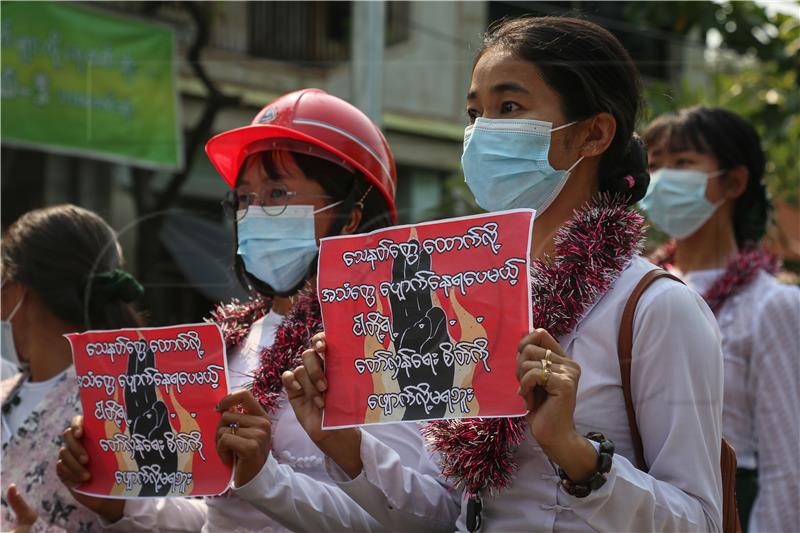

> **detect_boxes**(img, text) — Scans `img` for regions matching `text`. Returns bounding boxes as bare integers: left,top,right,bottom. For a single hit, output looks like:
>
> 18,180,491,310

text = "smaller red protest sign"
66,323,232,498
318,210,534,428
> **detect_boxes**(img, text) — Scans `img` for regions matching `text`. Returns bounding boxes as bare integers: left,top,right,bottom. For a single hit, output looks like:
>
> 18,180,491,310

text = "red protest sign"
318,210,534,428
65,323,232,498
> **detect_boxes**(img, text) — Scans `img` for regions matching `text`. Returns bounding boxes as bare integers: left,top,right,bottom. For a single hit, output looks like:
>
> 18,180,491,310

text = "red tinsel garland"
423,194,646,496
207,291,323,415
651,241,780,314
207,296,271,349
249,291,323,414
207,292,322,413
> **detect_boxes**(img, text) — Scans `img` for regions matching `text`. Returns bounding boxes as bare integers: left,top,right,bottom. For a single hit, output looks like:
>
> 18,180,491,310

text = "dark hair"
477,16,649,204
1,204,142,329
233,150,394,296
643,106,770,246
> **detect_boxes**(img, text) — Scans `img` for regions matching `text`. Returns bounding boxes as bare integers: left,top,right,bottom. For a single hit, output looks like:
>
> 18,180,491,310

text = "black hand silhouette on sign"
124,346,178,496
388,240,454,420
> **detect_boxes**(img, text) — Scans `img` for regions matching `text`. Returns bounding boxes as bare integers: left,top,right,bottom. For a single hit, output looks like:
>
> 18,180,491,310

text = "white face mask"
1,291,25,379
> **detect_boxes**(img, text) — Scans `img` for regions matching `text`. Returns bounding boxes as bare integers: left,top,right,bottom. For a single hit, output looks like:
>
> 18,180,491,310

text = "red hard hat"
205,88,398,223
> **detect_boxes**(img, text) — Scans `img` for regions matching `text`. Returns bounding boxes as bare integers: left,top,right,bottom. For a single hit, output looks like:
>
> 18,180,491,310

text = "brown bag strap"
618,268,684,472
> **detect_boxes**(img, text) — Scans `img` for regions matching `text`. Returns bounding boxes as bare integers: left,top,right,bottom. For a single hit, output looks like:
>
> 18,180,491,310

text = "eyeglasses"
222,182,334,221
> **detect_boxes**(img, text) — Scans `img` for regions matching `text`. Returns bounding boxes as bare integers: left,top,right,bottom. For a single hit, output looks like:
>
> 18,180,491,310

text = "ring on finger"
545,349,553,364
541,366,552,386
229,422,239,436
541,358,552,371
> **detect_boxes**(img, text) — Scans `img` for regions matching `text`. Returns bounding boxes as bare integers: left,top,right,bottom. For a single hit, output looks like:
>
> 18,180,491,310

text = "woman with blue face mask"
284,16,728,533
55,89,457,532
643,106,800,533
1,205,143,532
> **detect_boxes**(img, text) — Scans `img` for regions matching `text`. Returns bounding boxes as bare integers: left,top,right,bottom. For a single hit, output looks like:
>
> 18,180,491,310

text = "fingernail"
315,341,323,350
313,396,325,409
82,472,90,480
516,387,521,395
316,380,327,392
292,381,302,391
80,455,88,464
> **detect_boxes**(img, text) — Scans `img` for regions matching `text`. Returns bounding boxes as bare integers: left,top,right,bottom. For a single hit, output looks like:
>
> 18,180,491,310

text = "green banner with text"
1,2,182,169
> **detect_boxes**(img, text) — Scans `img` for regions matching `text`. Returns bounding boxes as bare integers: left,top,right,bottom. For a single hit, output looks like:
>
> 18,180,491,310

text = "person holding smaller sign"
56,89,457,532
642,106,800,533
286,16,727,533
1,205,143,532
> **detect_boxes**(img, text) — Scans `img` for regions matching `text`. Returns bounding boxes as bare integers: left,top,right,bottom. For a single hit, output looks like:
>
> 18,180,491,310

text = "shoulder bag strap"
618,268,684,472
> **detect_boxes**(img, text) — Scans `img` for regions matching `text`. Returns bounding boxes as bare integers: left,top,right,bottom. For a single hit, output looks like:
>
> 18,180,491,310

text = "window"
386,2,410,47
248,2,350,64
248,1,410,64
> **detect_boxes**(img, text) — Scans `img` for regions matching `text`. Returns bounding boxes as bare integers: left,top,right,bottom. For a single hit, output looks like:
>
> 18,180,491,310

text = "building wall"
198,1,485,169
176,1,488,225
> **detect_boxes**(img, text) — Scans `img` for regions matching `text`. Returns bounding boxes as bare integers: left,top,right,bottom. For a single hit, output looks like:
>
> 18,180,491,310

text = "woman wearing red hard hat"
208,87,399,297
56,89,459,532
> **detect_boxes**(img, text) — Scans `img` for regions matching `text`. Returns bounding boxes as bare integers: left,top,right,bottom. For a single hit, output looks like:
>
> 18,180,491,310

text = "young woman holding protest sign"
642,106,800,532
56,89,458,532
285,16,727,532
1,204,143,532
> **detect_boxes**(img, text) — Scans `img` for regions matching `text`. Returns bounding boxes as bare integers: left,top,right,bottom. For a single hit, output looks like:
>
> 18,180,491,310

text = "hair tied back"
89,269,144,306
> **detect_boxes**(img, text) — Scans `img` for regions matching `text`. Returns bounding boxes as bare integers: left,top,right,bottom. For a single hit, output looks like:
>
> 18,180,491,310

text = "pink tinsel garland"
651,242,780,314
423,194,645,496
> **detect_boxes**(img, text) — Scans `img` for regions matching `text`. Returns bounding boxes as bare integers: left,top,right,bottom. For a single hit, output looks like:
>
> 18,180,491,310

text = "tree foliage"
439,1,799,219
630,2,799,204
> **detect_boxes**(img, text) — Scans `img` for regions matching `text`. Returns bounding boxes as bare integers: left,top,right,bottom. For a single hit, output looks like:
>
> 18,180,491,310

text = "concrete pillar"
351,1,385,125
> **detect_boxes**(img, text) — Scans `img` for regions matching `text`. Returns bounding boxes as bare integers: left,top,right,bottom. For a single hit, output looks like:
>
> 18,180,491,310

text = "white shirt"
327,257,725,532
226,312,283,391
108,311,456,532
1,369,68,446
683,268,800,533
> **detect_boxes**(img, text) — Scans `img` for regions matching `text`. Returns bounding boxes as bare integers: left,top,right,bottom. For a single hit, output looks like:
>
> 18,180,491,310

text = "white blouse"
683,268,800,533
107,312,454,532
326,257,726,531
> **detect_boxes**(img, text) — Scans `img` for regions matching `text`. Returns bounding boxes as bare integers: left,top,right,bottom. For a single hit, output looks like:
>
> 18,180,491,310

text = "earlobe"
340,208,363,236
579,113,616,158
723,166,749,199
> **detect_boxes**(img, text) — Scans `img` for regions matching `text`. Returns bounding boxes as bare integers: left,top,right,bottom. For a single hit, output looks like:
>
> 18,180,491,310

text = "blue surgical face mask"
1,289,25,379
236,202,341,294
640,168,725,240
461,117,584,216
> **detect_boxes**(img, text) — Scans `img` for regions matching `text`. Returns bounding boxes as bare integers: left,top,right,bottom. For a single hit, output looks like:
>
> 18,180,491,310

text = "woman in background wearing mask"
285,16,725,532
56,89,458,532
1,204,143,532
642,106,800,533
